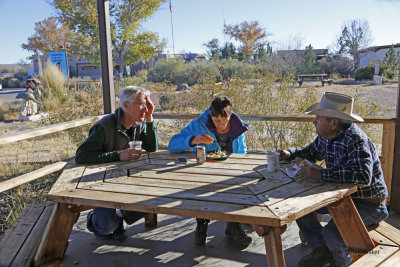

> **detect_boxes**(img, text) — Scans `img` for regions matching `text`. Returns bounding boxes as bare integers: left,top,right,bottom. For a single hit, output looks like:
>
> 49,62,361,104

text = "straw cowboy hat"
304,92,364,122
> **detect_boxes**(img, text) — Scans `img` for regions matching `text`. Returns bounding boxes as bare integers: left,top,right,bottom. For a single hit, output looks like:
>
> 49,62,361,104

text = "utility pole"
169,0,175,55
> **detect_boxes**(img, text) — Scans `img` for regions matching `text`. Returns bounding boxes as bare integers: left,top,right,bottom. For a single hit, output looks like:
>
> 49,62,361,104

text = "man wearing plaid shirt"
279,92,388,267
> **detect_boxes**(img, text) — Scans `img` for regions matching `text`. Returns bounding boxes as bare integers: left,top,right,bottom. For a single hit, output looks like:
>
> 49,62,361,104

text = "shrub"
218,58,254,80
147,59,185,84
185,60,221,85
39,60,67,101
319,56,353,77
355,65,374,80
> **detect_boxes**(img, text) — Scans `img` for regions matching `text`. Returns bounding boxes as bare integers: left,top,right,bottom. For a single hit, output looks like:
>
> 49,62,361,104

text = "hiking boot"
298,245,334,267
112,218,126,240
225,222,252,247
195,219,209,245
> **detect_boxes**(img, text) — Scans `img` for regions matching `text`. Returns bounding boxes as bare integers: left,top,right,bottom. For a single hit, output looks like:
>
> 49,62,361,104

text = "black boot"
298,245,336,267
225,222,252,247
195,218,209,245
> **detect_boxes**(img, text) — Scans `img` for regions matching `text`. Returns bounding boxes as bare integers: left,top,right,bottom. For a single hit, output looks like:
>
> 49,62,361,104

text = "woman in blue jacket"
168,96,251,247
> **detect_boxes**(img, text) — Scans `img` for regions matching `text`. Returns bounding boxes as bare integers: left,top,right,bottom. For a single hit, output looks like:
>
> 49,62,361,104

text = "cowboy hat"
304,92,364,122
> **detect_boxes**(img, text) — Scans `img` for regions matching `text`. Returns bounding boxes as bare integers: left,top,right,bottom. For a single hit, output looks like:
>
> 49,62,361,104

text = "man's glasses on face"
130,101,147,109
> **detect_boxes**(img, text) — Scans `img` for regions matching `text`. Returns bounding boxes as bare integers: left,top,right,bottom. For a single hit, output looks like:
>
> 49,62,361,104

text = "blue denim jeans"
89,207,147,236
296,198,389,266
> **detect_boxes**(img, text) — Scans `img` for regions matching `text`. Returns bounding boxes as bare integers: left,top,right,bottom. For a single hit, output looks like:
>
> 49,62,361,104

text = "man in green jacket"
75,86,158,240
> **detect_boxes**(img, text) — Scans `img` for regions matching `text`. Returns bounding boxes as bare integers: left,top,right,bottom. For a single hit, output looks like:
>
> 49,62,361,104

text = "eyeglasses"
130,102,147,109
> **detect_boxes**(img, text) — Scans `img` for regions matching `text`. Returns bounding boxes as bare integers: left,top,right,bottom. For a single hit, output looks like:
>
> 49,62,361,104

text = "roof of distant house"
359,43,400,53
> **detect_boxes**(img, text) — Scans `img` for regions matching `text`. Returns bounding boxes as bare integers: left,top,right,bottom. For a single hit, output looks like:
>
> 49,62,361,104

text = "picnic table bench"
296,74,333,87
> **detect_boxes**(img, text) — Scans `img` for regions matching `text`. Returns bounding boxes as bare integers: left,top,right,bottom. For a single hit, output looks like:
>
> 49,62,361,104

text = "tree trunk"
119,39,127,79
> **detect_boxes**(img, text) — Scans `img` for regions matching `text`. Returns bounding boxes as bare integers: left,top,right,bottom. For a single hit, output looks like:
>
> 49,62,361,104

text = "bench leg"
327,196,375,262
252,225,286,267
321,81,325,86
298,81,303,87
35,203,79,266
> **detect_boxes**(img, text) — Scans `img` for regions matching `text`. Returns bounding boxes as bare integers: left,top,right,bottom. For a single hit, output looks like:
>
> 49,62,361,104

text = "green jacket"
75,108,158,164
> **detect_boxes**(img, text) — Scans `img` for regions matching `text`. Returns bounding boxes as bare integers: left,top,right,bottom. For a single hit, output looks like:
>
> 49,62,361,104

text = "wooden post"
381,121,395,204
391,69,400,214
97,0,115,114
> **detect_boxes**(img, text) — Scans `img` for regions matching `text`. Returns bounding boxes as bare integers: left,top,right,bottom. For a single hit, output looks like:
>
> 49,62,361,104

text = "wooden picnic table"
297,74,332,87
35,150,374,267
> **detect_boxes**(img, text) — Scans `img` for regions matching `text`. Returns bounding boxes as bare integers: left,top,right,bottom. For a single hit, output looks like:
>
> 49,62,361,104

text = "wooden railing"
0,113,396,203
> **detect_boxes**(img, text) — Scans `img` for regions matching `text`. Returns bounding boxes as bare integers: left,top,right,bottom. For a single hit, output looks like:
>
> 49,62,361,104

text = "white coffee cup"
266,152,280,172
129,140,142,149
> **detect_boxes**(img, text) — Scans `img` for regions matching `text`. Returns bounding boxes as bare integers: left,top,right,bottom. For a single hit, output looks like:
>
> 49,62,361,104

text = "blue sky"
1,0,399,64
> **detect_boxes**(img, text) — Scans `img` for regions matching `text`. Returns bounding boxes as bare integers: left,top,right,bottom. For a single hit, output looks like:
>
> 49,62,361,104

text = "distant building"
277,49,328,65
131,53,206,75
359,43,400,67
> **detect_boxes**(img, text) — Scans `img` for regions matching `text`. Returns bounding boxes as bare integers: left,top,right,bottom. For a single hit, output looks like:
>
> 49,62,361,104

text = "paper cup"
266,152,280,172
129,140,142,149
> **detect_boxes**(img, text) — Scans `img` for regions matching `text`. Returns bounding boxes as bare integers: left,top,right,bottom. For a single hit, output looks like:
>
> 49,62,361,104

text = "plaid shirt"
290,123,388,200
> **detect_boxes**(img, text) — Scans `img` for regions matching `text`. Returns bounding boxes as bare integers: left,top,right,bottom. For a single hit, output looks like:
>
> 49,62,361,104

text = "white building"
359,43,400,68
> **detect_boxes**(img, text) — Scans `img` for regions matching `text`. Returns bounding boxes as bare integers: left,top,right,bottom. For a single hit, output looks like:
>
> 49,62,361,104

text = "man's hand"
278,149,290,161
119,148,142,161
145,95,154,122
294,166,322,180
190,133,214,146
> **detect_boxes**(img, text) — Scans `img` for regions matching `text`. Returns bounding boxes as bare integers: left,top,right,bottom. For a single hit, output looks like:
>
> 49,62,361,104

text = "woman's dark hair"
210,96,232,117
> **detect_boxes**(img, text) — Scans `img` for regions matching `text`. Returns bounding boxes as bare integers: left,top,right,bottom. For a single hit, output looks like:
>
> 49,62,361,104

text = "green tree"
334,19,372,70
50,0,166,77
382,45,400,79
203,38,220,60
299,45,322,74
253,43,272,62
21,17,73,59
223,21,267,62
221,42,237,59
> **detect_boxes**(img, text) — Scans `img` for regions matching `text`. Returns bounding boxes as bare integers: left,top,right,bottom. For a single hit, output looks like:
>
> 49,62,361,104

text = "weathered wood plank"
149,158,264,170
255,181,327,206
0,203,53,266
35,204,80,265
378,250,400,267
107,174,254,195
78,166,107,187
381,122,395,204
48,165,86,195
116,168,260,185
78,182,263,206
48,189,279,225
374,221,400,246
130,164,264,178
328,196,375,261
0,160,69,193
350,245,398,266
270,183,357,224
0,115,106,145
368,230,398,247
12,203,54,266
265,227,286,267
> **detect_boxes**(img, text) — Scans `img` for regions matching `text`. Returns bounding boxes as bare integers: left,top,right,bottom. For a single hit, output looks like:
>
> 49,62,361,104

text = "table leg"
327,196,375,261
34,203,79,265
252,225,286,267
144,213,158,227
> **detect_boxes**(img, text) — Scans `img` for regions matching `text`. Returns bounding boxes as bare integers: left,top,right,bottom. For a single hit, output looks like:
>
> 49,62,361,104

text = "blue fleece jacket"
168,109,248,154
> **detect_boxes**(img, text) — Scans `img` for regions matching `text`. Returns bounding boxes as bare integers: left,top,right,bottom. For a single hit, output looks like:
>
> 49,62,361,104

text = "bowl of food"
206,151,228,161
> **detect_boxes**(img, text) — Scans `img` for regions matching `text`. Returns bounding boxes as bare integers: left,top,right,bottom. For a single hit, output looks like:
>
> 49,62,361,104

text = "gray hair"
120,86,150,108
326,116,352,129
